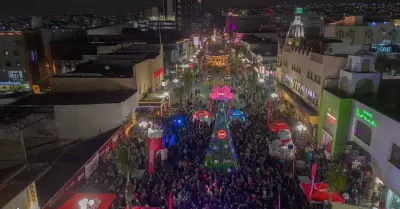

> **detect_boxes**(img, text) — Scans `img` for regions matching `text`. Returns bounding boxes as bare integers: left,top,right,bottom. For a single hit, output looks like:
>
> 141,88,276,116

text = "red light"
189,64,194,69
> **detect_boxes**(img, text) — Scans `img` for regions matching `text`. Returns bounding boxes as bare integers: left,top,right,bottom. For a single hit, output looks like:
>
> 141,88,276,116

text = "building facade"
0,31,30,92
324,16,400,46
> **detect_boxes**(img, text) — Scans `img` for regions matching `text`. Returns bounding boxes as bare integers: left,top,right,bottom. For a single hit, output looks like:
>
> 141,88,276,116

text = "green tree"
325,170,347,207
117,147,134,209
173,85,185,108
183,70,194,105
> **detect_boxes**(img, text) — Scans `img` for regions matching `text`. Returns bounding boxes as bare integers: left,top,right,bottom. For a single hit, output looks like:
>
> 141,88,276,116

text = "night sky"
0,0,385,15
0,0,284,15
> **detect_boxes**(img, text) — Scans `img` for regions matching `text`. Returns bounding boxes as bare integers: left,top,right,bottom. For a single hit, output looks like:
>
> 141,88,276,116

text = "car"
207,75,212,81
224,75,231,80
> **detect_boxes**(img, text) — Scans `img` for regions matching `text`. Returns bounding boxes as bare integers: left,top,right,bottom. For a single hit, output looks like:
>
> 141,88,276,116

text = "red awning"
59,193,115,209
192,109,211,119
300,182,344,203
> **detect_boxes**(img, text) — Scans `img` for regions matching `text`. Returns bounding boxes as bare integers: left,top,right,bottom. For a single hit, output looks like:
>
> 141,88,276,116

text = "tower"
204,102,238,172
286,16,305,46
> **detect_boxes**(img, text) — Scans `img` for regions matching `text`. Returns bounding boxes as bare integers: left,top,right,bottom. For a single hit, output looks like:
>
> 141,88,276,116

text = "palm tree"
183,70,194,105
325,170,347,208
173,86,185,109
117,147,134,209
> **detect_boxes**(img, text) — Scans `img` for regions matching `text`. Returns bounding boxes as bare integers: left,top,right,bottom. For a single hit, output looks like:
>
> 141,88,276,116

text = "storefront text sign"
356,108,377,127
327,113,336,125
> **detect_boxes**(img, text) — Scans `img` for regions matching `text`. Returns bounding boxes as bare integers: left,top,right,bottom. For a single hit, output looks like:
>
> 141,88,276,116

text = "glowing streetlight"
190,59,194,62
173,78,179,83
258,78,265,82
241,58,246,62
192,55,196,58
271,93,278,98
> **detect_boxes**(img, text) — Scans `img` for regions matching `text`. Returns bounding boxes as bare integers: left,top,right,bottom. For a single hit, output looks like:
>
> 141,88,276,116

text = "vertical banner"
148,148,155,174
169,191,173,209
84,153,99,179
193,36,200,47
309,163,318,199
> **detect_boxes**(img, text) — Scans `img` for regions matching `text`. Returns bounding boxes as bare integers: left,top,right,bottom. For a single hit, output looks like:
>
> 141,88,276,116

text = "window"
389,143,400,170
15,61,21,67
5,61,11,67
317,76,321,84
4,50,9,56
13,50,19,56
354,120,372,145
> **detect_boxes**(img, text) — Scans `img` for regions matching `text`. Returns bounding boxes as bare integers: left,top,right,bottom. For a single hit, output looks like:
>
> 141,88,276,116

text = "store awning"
138,90,169,107
59,193,115,209
277,84,319,124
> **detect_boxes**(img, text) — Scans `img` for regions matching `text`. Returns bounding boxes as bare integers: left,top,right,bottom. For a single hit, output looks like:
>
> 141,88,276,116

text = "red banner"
64,167,85,193
153,68,164,78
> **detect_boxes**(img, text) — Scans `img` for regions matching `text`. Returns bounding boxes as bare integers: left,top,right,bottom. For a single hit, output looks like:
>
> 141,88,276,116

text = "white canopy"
277,129,291,140
147,127,163,139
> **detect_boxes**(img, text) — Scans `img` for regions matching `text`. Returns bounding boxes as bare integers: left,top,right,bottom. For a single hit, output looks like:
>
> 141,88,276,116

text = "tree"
173,86,185,109
325,170,347,207
117,147,134,209
183,70,194,104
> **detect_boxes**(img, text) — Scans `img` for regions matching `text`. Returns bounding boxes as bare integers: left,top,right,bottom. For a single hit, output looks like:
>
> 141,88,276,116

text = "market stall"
192,109,212,124
230,109,246,123
147,127,166,174
300,182,345,203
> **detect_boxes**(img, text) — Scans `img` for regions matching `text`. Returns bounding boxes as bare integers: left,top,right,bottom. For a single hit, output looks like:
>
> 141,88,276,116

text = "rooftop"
10,90,136,106
325,88,400,123
139,90,169,104
35,127,119,207
71,62,135,77
242,35,275,44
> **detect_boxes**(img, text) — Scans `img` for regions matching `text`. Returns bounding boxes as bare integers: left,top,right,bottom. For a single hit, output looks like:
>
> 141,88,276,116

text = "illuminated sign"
217,130,227,140
356,108,377,127
327,113,336,125
153,68,164,78
295,7,304,14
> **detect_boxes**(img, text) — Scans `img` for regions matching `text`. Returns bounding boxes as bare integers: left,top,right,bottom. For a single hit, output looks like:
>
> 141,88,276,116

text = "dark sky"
0,0,280,16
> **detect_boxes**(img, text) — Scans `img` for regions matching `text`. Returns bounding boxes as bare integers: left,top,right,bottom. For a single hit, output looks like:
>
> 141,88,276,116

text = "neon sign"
356,108,377,127
327,113,336,125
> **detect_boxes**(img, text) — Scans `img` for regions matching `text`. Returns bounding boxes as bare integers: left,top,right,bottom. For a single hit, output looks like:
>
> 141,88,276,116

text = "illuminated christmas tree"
204,102,238,172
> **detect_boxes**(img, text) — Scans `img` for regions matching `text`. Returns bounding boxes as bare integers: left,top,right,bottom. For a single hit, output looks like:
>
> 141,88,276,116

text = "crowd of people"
105,104,332,209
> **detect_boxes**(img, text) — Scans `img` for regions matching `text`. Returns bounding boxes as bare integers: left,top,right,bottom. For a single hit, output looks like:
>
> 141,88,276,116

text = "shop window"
354,120,372,145
389,143,400,170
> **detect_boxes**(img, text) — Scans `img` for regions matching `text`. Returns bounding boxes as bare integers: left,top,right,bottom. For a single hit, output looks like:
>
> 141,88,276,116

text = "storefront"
137,90,171,116
276,83,318,138
347,100,400,208
317,89,353,158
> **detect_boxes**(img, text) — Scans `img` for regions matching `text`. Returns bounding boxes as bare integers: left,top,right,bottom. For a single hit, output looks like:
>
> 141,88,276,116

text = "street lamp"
241,58,246,62
173,78,179,83
190,59,194,62
258,78,265,83
271,93,278,98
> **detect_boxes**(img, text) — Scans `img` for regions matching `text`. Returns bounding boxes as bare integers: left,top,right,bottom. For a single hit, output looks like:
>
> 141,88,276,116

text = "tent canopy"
277,129,291,140
231,109,244,116
59,193,115,209
270,120,290,133
192,109,212,119
300,182,345,203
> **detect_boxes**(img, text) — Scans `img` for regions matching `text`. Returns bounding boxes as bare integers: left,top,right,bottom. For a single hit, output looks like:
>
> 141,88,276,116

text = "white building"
0,31,28,90
324,16,400,46
10,90,138,141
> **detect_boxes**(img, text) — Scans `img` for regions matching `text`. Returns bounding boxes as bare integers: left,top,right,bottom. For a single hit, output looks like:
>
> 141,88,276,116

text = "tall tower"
204,102,238,172
286,16,305,46
176,0,203,33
